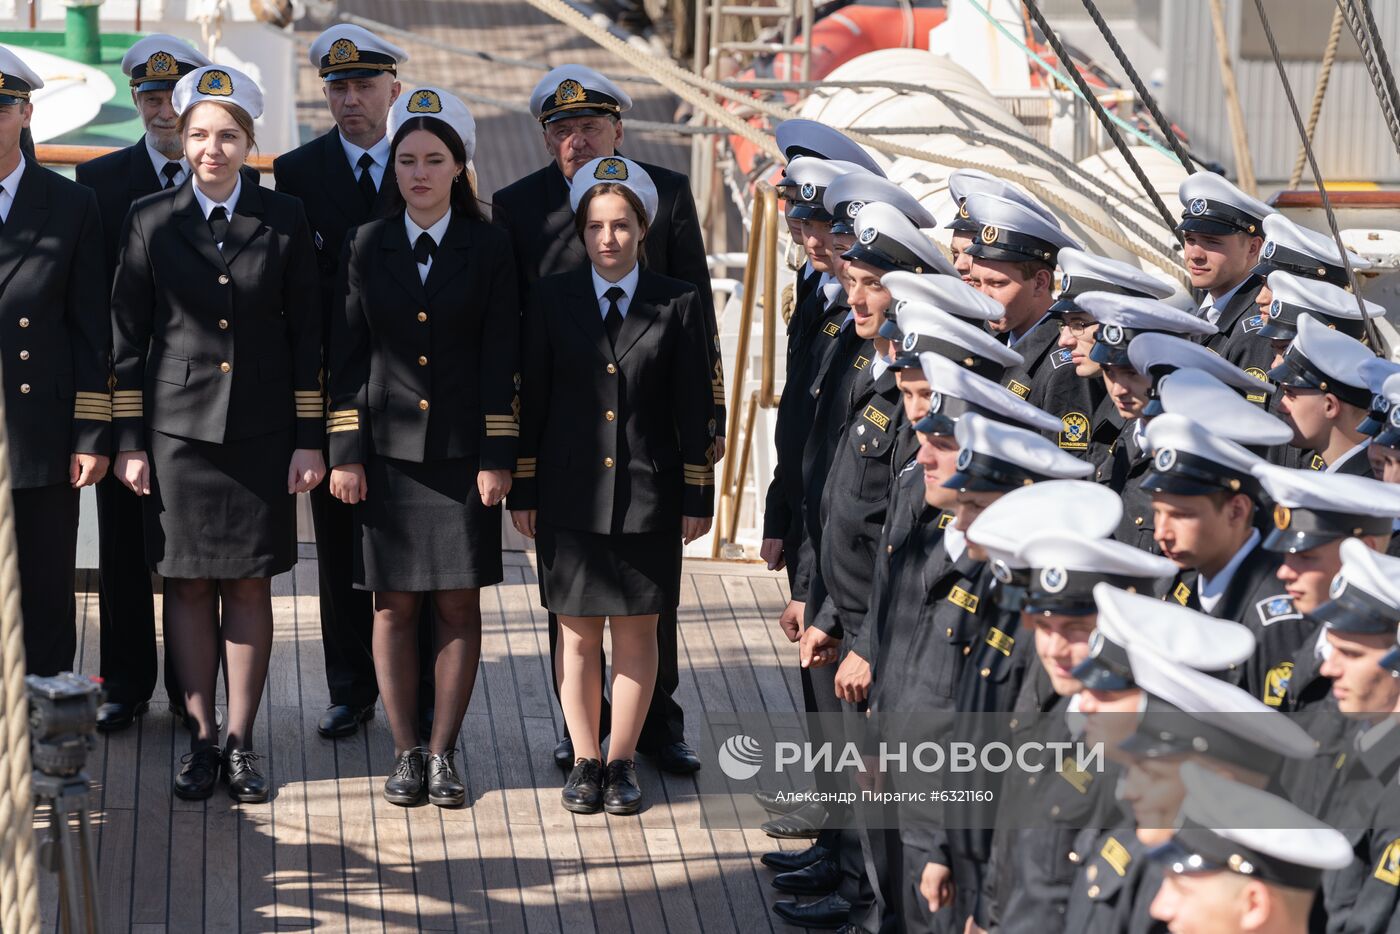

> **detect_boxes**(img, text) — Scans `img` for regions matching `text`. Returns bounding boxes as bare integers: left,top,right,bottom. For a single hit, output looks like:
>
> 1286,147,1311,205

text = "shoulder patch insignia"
1051,347,1074,369
937,513,953,530
1310,454,1326,470
948,586,979,613
1375,839,1400,886
985,627,1014,657
822,321,841,338
1256,595,1302,627
1007,379,1032,400
854,356,871,371
1264,661,1294,707
1059,412,1089,451
1172,582,1191,605
862,405,891,431
1100,837,1132,877
1242,314,1265,333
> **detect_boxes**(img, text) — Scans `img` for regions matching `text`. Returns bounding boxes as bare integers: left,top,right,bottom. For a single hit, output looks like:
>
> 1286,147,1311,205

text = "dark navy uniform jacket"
1003,316,1104,454
1064,827,1165,934
1201,276,1274,377
1096,420,1158,552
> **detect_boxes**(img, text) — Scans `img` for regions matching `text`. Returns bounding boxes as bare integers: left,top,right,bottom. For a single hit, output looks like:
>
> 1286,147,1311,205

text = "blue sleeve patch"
1256,595,1302,626
1051,348,1075,369
1242,314,1264,333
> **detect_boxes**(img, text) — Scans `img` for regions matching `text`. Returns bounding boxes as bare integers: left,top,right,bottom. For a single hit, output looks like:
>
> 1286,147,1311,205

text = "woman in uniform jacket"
111,66,325,803
509,157,715,815
327,87,520,808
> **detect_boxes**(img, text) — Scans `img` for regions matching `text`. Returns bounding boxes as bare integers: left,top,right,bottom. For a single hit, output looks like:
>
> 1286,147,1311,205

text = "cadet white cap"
121,35,211,92
887,300,1022,379
0,45,45,104
1177,172,1274,237
823,172,934,235
1151,763,1353,891
1157,369,1292,448
1072,583,1257,690
1252,461,1400,553
945,168,1057,233
1357,357,1400,437
845,201,956,276
1255,212,1371,287
1127,333,1274,411
780,156,871,220
1142,412,1268,498
1312,537,1400,637
1261,272,1383,342
883,271,1007,322
1053,248,1182,316
775,118,885,175
567,156,658,224
389,86,478,165
1267,312,1375,408
308,24,407,81
530,64,632,124
172,65,263,120
1076,291,1216,367
1020,534,1178,615
914,352,1062,437
961,192,1081,265
945,412,1092,492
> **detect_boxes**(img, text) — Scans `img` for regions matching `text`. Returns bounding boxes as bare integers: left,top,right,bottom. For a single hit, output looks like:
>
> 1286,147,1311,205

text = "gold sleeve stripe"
74,400,112,412
486,427,520,437
327,424,359,434
294,391,323,398
113,390,142,398
112,406,143,417
75,391,111,402
512,468,537,478
684,476,712,487
484,416,518,424
327,419,359,428
328,409,358,418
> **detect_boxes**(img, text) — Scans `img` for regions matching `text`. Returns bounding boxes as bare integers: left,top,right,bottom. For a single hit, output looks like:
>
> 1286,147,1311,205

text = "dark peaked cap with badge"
778,156,870,220
1267,311,1375,408
1128,332,1273,412
944,411,1090,492
1255,212,1371,287
961,191,1080,264
121,34,211,92
1019,533,1177,615
1151,763,1352,889
883,270,1006,321
1313,537,1400,638
0,46,43,104
885,293,1020,379
845,200,956,276
822,172,933,235
913,351,1061,437
309,24,408,80
1143,413,1269,500
1157,368,1293,449
529,64,632,124
1260,272,1384,343
1075,291,1215,367
1252,462,1400,553
1072,583,1256,690
1176,171,1275,237
1052,247,1181,315
1355,356,1400,437
945,168,1059,233
774,118,885,175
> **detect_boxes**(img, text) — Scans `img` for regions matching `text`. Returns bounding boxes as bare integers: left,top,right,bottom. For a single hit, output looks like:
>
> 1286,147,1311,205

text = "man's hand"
920,861,955,913
777,599,803,642
760,537,785,571
682,515,713,544
115,451,150,496
511,509,537,539
70,453,109,488
330,464,367,504
800,625,840,668
287,448,326,494
713,435,727,462
834,651,872,703
478,468,511,507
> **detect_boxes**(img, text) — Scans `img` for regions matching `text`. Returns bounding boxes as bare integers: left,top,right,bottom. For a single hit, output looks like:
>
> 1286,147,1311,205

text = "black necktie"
603,285,625,348
161,162,181,189
208,206,228,246
414,232,436,266
357,152,377,207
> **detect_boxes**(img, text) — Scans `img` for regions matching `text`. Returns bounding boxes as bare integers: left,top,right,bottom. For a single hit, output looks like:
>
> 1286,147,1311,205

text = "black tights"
164,576,273,750
373,589,483,756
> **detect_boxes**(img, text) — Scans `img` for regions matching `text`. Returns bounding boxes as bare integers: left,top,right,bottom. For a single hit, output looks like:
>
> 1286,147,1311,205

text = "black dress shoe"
384,748,427,806
771,892,852,929
173,745,221,800
553,735,575,771
224,748,269,803
762,801,829,839
562,758,603,813
96,700,149,733
650,741,701,774
760,843,831,872
317,703,374,739
771,855,840,896
602,759,643,815
426,750,465,807
755,788,810,816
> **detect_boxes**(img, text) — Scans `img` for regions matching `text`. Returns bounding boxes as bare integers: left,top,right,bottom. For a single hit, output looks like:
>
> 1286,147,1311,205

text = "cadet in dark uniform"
944,170,1060,282
0,49,111,677
111,66,323,802
1175,173,1275,374
1349,621,1400,934
327,88,518,809
75,34,209,727
509,157,715,816
272,24,406,740
1251,211,1372,325
493,65,718,774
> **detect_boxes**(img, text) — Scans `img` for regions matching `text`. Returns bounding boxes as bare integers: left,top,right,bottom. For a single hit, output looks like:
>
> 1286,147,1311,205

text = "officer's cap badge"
1273,504,1291,530
980,225,999,244
956,447,973,470
1100,323,1124,346
902,331,919,353
1389,405,1400,429
408,89,443,114
1189,198,1208,216
927,391,942,415
1040,566,1068,593
146,51,176,76
846,201,864,219
957,199,969,219
858,226,877,245
555,79,585,106
197,70,234,96
330,38,360,64
799,182,816,202
595,158,627,181
1060,274,1072,292
1154,448,1176,472
1262,240,1277,259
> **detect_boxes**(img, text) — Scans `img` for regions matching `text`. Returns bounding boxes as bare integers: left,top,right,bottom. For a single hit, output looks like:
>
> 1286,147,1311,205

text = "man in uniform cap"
0,47,111,676
775,118,885,175
1148,763,1352,934
495,64,718,773
272,24,408,741
944,169,1059,280
77,33,210,730
1176,172,1276,373
1252,212,1372,318
1269,312,1378,476
1258,271,1384,368
1252,462,1400,711
1364,373,1400,514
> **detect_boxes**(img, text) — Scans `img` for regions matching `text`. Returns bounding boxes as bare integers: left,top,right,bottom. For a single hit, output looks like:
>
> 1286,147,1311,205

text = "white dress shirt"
192,174,243,249
1326,438,1372,474
1198,529,1261,614
0,154,25,222
1008,313,1050,349
944,525,966,562
592,262,640,319
145,138,188,189
1201,277,1249,326
405,208,451,283
340,133,390,191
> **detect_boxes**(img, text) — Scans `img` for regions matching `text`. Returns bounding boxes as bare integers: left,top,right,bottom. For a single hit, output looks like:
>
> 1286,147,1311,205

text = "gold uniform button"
19,383,29,394
981,667,991,677
1134,516,1144,526
604,410,615,421
219,362,231,373
218,319,229,330
945,627,953,637
18,317,28,328
218,275,230,285
18,350,27,360
886,544,893,554
606,363,617,374
418,399,429,411
603,457,614,468
1087,885,1100,899
418,356,428,366
417,311,428,323
1068,851,1082,864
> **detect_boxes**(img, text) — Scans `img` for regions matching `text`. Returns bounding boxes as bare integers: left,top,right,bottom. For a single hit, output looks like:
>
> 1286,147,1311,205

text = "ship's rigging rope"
1289,4,1345,190
1338,0,1400,160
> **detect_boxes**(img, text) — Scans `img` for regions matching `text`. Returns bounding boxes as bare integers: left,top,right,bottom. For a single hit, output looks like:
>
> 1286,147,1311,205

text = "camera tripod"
32,768,100,934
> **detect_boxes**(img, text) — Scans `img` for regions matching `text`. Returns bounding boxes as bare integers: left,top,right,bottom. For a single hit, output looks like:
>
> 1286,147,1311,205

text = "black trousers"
309,482,377,708
801,649,847,866
95,471,176,705
14,483,78,676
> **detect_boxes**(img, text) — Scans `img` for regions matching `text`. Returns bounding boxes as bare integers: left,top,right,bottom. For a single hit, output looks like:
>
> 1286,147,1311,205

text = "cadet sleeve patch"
1374,839,1400,886
1244,367,1270,403
985,626,1014,657
937,513,953,529
1059,759,1093,794
1007,379,1031,400
1050,348,1074,369
822,321,841,338
1100,836,1132,877
853,355,871,370
1310,454,1326,470
1263,661,1294,708
1242,314,1265,334
862,405,891,431
1059,412,1089,451
1172,582,1191,605
948,586,979,613
1256,595,1302,627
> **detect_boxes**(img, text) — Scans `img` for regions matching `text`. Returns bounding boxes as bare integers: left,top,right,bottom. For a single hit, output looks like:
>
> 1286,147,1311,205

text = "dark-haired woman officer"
509,156,715,816
328,86,520,808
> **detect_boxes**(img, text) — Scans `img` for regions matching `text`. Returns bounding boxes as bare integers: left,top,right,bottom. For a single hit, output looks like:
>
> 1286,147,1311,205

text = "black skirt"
535,524,681,617
355,455,503,592
145,428,296,579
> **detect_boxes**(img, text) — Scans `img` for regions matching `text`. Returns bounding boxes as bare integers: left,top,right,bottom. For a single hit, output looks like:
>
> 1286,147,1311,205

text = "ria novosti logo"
718,734,764,780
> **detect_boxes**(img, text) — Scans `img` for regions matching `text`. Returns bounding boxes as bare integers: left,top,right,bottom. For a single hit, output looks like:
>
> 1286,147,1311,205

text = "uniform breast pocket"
152,355,189,387
847,425,893,501
367,381,389,411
